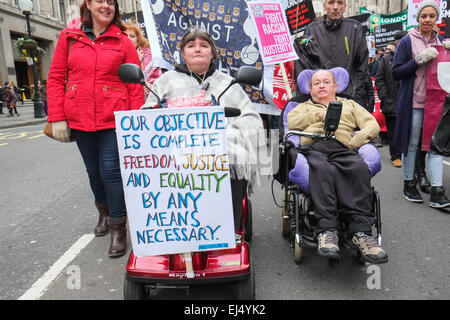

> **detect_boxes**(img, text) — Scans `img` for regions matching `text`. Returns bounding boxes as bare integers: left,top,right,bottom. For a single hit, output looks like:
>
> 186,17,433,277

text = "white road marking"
444,160,450,166
18,234,95,300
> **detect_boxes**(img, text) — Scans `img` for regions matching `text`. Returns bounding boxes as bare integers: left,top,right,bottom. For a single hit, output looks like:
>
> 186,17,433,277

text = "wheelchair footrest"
297,234,317,249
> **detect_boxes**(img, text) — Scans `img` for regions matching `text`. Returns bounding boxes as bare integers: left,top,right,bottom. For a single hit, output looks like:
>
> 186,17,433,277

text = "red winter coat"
47,24,144,131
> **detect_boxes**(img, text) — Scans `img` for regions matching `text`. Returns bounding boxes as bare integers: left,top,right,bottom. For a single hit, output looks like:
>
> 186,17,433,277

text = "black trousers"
385,115,401,160
303,139,374,235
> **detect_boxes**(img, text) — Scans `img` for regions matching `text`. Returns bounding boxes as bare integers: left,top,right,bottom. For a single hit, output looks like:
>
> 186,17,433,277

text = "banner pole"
183,252,195,278
279,63,293,99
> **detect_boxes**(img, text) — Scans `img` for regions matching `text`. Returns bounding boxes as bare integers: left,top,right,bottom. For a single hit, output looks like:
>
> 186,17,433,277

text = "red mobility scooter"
117,64,261,300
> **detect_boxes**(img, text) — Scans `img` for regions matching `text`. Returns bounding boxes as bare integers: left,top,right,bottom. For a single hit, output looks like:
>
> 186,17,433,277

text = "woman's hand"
52,120,72,142
443,40,450,50
415,47,438,65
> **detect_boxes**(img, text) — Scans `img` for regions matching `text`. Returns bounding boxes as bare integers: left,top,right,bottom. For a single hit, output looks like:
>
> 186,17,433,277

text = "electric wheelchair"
274,68,384,265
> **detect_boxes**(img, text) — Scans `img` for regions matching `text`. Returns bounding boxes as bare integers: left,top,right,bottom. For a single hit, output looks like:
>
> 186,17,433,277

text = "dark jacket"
375,51,398,116
360,74,375,112
293,16,369,106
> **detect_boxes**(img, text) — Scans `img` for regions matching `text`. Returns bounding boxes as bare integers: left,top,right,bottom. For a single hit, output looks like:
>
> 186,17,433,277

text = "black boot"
403,179,423,203
429,186,450,209
416,171,431,194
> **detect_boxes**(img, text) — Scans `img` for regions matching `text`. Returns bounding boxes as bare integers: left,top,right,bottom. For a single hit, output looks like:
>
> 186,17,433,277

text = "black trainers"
403,179,423,203
429,186,450,209
317,230,340,259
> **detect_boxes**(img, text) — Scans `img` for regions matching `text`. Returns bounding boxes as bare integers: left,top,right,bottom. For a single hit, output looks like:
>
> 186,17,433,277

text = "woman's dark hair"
79,0,126,31
179,27,219,60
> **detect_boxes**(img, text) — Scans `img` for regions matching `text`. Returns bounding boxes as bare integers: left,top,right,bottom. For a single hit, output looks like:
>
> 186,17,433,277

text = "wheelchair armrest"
287,143,382,194
288,153,310,194
358,144,382,177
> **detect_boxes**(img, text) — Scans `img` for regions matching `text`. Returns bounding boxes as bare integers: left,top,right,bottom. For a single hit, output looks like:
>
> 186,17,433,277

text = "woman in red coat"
47,0,144,257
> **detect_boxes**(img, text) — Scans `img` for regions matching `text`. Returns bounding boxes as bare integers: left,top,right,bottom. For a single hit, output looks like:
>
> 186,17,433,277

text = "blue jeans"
73,129,126,218
402,109,443,186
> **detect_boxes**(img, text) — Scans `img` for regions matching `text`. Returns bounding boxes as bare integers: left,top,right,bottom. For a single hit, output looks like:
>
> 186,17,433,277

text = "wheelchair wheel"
281,193,290,237
294,236,303,263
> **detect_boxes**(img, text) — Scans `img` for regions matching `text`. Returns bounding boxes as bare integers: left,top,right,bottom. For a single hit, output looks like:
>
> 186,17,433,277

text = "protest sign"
284,0,316,36
374,22,404,48
245,0,298,65
407,0,442,27
115,106,235,257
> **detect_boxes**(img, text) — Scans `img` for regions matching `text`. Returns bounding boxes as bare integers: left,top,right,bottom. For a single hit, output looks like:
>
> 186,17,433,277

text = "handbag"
43,39,75,142
43,121,75,141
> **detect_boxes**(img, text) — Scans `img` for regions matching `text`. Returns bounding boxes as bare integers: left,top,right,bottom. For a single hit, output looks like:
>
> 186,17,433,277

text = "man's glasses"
93,0,115,6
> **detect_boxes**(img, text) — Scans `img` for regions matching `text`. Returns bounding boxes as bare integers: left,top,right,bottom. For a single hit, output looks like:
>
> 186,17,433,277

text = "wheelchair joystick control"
324,100,342,136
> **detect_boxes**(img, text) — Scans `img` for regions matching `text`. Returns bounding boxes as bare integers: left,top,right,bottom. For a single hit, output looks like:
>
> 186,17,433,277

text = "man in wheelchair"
287,69,388,264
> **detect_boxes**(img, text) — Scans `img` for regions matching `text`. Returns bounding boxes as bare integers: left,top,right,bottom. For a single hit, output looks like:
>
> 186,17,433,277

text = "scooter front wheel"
235,265,255,300
123,275,147,300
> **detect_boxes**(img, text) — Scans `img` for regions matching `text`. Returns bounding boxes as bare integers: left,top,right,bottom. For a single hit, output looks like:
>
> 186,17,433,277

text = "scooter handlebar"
224,107,241,117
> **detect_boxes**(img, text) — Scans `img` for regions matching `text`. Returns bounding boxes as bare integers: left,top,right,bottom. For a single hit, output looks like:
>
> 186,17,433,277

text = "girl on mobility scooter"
118,27,263,299
280,68,388,265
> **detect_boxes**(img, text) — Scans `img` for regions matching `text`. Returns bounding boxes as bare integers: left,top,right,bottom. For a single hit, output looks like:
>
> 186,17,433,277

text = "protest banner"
140,0,281,115
114,106,236,257
374,22,404,48
245,0,298,65
284,0,316,36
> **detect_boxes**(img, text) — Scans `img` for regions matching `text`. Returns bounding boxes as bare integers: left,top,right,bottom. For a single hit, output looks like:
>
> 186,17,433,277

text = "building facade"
1,0,408,96
0,0,139,97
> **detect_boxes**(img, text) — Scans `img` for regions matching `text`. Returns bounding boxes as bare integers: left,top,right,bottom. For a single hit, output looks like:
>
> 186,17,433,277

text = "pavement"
0,101,48,130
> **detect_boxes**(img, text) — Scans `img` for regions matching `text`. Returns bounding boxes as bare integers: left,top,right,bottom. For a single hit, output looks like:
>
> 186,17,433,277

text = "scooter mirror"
118,63,145,85
234,66,262,86
217,66,262,105
118,63,162,106
438,62,450,93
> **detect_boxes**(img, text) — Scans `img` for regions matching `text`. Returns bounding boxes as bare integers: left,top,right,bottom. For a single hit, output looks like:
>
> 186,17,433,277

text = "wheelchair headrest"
297,67,349,95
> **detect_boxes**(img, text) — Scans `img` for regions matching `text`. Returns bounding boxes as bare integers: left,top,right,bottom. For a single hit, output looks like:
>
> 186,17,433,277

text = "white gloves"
415,47,438,66
443,40,450,50
52,120,72,142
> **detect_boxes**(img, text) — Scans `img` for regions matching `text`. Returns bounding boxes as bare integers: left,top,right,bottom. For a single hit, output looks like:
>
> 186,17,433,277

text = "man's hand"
415,47,438,66
443,40,450,50
51,121,72,142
